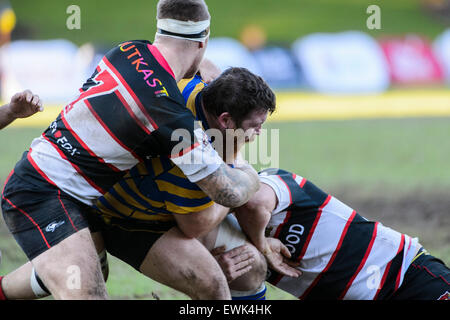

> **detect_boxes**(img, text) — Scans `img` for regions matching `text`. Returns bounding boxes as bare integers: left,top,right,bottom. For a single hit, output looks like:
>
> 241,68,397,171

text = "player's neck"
152,42,195,82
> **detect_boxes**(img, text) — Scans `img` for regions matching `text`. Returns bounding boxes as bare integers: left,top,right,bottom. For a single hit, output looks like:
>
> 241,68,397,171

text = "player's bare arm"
0,90,43,130
198,57,222,83
234,183,302,278
235,183,276,251
196,161,260,209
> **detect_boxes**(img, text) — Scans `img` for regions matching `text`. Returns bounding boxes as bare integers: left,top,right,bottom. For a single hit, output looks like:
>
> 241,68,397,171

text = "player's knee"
230,246,267,292
181,266,229,299
33,254,107,299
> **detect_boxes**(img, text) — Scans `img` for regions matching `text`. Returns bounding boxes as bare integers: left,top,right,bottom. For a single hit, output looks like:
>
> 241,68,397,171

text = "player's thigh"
139,227,229,298
31,227,107,299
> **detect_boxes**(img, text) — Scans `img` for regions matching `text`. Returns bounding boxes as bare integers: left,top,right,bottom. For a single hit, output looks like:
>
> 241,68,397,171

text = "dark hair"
157,0,210,21
201,67,276,126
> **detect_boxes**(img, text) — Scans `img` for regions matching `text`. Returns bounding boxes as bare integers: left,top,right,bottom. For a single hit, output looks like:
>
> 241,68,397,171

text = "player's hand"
264,237,302,278
211,244,256,282
8,90,43,119
198,58,221,84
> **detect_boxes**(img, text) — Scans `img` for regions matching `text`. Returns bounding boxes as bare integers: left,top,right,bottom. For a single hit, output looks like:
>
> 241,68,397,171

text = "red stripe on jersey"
114,90,151,135
41,134,106,195
83,99,143,162
57,190,78,232
2,195,51,249
338,221,379,299
277,175,292,204
292,173,306,187
169,142,200,159
300,210,357,299
147,44,175,79
394,235,407,291
296,195,332,263
1,169,14,195
273,211,292,239
300,178,307,188
410,264,450,285
27,149,57,187
60,111,121,173
102,57,159,130
373,233,405,300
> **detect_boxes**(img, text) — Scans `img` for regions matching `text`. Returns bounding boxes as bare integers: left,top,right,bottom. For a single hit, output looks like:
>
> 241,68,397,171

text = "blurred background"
0,0,449,300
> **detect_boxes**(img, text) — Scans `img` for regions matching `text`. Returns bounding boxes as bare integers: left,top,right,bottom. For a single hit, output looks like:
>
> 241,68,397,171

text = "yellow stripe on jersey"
178,75,206,117
102,190,135,218
155,179,209,200
129,210,174,222
168,166,190,179
136,162,148,176
113,183,161,214
150,158,164,177
96,201,125,220
166,200,214,215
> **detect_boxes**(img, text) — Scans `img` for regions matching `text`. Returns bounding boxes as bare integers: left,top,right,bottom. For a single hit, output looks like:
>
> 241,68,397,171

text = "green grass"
252,117,450,193
9,0,448,46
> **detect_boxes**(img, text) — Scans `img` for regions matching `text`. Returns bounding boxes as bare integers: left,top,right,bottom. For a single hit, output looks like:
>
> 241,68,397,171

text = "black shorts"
1,170,98,261
391,248,450,300
95,215,177,271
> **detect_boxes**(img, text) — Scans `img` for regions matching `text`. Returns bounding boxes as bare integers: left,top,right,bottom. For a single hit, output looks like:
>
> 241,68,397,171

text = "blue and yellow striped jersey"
94,75,213,223
178,75,210,130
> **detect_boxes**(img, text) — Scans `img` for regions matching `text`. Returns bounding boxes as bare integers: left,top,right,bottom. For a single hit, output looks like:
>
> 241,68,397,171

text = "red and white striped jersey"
14,40,221,205
259,168,420,300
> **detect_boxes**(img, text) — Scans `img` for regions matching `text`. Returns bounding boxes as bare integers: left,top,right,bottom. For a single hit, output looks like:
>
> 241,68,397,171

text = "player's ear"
217,112,236,130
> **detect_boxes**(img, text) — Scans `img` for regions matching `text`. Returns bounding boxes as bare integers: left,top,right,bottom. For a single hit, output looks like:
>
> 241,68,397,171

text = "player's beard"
184,64,199,79
183,51,204,79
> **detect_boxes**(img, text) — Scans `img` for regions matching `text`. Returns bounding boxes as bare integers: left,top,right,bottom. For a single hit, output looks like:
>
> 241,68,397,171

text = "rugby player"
216,168,450,300
0,0,261,300
0,67,284,300
0,90,43,130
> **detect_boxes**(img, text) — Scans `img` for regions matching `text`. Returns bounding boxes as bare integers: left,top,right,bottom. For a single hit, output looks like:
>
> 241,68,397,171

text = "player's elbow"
210,190,248,208
196,164,261,208
212,180,260,208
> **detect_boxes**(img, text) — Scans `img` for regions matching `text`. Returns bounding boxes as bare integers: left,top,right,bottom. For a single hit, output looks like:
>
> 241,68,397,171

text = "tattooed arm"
196,161,260,209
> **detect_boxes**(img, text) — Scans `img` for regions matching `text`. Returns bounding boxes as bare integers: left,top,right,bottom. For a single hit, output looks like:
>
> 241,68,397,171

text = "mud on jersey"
259,168,419,300
14,40,221,205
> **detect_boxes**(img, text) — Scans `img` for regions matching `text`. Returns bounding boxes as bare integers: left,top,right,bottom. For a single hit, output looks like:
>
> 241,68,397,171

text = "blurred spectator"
422,0,450,22
239,24,267,51
0,1,15,46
